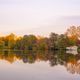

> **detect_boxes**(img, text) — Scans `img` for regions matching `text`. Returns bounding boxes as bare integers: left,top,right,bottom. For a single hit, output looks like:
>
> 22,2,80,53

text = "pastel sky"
0,0,80,36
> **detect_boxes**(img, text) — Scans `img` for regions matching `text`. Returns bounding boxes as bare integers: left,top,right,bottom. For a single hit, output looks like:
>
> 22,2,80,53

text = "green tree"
49,32,59,50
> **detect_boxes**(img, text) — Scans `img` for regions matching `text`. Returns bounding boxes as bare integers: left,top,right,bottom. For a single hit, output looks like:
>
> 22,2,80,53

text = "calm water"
0,50,80,80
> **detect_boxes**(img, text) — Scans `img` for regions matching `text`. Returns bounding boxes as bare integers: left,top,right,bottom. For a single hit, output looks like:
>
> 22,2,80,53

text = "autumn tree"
4,33,16,49
65,26,80,46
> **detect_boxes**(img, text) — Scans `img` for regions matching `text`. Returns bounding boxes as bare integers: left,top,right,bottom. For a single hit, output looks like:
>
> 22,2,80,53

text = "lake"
0,50,80,80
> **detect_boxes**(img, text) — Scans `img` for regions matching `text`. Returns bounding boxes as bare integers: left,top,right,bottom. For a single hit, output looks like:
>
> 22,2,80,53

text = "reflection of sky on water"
0,50,80,80
0,60,80,80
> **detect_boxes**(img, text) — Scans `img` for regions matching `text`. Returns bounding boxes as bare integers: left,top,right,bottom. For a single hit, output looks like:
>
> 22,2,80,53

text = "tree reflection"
0,50,80,74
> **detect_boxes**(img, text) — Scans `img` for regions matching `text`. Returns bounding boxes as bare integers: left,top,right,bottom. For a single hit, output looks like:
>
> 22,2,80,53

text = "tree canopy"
0,26,80,50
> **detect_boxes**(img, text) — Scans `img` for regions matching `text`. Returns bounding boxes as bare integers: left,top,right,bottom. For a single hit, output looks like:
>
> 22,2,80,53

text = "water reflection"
0,50,80,75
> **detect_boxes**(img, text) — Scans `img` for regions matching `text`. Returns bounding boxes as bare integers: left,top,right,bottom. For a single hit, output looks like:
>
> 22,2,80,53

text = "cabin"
66,46,78,55
66,46,78,51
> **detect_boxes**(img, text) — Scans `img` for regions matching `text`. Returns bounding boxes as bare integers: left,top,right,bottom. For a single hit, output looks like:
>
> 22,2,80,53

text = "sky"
0,0,80,36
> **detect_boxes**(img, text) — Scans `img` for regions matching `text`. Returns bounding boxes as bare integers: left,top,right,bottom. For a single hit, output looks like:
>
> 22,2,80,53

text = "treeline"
0,26,80,50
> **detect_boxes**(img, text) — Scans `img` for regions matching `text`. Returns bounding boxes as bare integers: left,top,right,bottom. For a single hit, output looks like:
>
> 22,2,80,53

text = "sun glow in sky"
0,0,80,36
